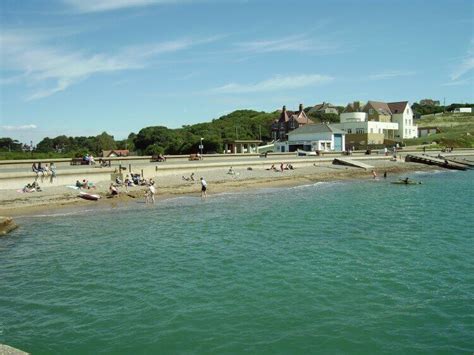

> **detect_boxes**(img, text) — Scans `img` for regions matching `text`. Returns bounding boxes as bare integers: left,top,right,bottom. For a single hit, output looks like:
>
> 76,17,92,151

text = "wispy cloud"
368,70,416,80
0,124,37,131
450,40,474,80
234,34,339,54
210,74,333,94
62,0,181,13
0,30,220,100
441,78,472,86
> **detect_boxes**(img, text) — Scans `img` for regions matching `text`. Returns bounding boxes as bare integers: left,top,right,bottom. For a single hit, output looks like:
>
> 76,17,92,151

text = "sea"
1,169,473,354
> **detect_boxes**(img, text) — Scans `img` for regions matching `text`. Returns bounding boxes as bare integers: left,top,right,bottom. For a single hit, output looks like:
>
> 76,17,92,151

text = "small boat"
79,192,101,201
391,180,422,185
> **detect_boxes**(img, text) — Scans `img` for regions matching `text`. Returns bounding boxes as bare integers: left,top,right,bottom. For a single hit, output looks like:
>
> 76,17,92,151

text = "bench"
189,154,201,161
151,155,166,162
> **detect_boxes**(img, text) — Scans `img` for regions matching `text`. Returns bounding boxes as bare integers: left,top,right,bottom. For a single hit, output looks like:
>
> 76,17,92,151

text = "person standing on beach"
372,170,377,179
50,162,57,183
145,181,156,204
200,177,207,200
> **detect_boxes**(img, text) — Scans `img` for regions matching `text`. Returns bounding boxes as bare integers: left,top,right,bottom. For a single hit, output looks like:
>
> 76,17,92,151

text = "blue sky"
1,0,473,144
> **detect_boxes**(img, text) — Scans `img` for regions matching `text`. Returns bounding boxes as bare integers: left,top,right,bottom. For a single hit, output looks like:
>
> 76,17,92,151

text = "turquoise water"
1,170,473,354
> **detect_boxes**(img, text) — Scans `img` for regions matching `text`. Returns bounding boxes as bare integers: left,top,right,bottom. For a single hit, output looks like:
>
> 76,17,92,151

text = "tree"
95,132,117,154
0,138,22,152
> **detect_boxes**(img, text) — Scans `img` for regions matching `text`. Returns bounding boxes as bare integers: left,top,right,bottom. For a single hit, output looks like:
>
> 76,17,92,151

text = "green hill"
405,113,474,148
134,110,279,155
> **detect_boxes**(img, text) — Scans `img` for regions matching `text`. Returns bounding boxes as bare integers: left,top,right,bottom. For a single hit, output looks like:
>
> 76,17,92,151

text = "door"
334,134,342,151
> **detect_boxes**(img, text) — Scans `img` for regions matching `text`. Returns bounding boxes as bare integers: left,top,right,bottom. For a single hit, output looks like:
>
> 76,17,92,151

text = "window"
369,109,374,115
356,128,364,134
406,108,409,114
347,128,352,134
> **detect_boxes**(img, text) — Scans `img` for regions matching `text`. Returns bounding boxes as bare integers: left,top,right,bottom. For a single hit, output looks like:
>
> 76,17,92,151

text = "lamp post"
199,138,204,159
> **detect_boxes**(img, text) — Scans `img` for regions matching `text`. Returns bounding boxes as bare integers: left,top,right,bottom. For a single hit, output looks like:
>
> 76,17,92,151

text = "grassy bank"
405,113,474,148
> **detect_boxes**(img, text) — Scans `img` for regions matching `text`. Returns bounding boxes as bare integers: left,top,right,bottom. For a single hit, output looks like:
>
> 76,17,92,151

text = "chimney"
299,103,303,113
282,105,286,113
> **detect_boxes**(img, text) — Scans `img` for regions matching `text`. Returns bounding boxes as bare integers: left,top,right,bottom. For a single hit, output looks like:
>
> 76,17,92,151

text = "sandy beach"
0,158,441,217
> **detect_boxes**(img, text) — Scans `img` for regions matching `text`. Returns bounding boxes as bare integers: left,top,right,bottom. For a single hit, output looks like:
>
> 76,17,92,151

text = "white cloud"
368,70,416,80
0,30,220,100
449,39,474,81
0,124,37,131
210,74,333,94
450,56,474,80
63,0,178,13
234,34,339,54
441,78,472,86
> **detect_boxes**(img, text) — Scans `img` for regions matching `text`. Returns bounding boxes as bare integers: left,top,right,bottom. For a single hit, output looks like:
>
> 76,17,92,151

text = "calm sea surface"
1,170,473,354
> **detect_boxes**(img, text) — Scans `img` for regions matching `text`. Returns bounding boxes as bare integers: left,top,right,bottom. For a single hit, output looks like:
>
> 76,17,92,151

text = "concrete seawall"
0,155,397,190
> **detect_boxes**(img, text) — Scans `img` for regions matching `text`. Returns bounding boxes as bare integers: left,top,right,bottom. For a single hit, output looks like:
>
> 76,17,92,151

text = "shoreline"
0,159,446,218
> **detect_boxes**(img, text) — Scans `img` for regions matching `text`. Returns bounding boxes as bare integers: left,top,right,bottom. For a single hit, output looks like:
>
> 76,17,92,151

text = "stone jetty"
0,217,18,236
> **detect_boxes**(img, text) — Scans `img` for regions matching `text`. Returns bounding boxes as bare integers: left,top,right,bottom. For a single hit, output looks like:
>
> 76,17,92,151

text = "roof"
343,101,364,113
288,123,345,135
364,101,392,115
388,101,409,114
102,149,129,157
289,111,314,124
309,102,337,112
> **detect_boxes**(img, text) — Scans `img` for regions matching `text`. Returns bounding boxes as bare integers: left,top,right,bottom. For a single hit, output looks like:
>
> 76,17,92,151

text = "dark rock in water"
0,217,18,236
0,343,29,354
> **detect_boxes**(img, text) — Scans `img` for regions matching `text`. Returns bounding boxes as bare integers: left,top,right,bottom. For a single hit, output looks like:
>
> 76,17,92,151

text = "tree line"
0,110,278,158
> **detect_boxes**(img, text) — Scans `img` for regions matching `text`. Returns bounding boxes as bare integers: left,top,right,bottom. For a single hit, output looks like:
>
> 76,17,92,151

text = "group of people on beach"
22,181,41,193
76,179,96,189
267,163,294,172
32,162,57,183
182,172,196,181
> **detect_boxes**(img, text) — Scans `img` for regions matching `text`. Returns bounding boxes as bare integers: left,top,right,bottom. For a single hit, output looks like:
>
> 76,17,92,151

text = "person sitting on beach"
182,175,190,181
32,163,39,173
131,174,141,185
266,164,276,171
89,155,96,165
190,172,195,181
227,166,235,175
109,183,119,196
115,176,123,185
288,164,294,170
32,181,41,192
43,163,50,176
22,183,35,193
76,180,84,189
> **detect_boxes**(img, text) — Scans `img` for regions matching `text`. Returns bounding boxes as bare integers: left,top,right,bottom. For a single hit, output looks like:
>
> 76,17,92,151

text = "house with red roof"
102,149,130,157
271,104,314,141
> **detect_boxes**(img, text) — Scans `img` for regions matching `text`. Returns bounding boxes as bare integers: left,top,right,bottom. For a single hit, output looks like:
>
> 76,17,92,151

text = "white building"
388,101,418,139
274,123,345,152
333,110,398,145
453,107,472,113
